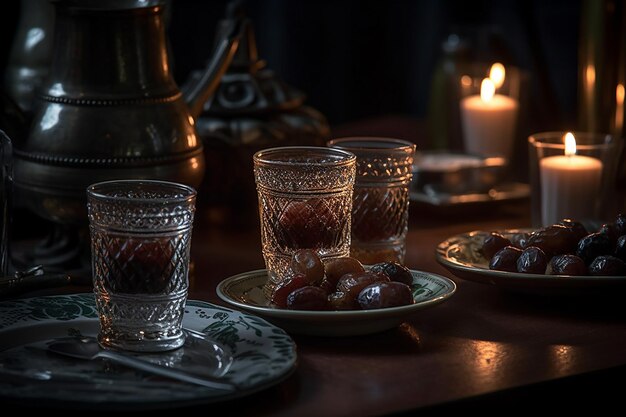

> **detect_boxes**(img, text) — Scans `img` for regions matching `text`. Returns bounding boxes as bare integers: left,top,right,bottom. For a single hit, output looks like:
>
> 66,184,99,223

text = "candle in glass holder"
460,75,518,159
540,132,603,225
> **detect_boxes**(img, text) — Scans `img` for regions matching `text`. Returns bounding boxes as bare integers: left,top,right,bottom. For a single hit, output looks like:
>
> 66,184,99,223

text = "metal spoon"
47,335,237,392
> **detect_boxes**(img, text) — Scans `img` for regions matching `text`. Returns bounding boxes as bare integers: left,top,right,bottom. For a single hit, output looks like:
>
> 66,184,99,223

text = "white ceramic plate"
0,293,297,408
436,230,626,292
216,269,456,337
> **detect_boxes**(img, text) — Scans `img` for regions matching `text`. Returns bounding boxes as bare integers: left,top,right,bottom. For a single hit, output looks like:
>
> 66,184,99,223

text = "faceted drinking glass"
327,137,416,264
87,180,196,352
253,146,356,297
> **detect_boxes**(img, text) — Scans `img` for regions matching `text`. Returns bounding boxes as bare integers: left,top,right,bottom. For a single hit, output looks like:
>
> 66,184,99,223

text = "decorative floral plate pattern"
436,230,626,291
0,293,297,408
217,269,456,337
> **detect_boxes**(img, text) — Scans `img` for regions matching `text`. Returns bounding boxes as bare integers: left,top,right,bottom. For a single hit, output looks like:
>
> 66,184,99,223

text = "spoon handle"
96,350,237,392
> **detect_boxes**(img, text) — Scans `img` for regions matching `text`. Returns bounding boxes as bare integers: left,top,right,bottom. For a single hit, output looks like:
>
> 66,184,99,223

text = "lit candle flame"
564,132,576,156
480,78,495,102
489,63,506,89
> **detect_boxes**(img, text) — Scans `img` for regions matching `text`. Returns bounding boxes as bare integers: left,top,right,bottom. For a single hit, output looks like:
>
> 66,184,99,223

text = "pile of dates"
271,249,415,311
484,214,626,276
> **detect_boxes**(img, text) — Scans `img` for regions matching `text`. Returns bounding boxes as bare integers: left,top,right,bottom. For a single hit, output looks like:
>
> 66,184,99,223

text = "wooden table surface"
5,116,625,414
187,197,626,416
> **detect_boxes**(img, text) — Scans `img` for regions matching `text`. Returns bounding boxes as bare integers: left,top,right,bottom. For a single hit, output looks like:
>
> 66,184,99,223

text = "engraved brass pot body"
13,1,210,224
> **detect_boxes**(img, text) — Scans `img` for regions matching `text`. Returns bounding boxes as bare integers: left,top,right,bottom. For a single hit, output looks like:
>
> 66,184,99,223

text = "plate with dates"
436,229,626,292
0,293,297,408
216,269,456,337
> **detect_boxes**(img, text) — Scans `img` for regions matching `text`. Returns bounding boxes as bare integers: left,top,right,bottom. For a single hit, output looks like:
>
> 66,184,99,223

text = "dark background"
0,0,581,131
167,0,580,131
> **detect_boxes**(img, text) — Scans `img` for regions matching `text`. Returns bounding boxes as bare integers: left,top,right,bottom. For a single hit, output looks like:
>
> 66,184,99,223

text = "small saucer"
216,269,456,337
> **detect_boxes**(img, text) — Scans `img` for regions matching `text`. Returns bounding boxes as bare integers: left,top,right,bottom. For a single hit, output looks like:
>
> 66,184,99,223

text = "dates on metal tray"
526,225,578,257
483,214,626,277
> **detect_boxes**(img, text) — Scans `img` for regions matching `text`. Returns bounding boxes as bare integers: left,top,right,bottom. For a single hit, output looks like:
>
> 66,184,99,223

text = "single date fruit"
271,273,309,308
526,225,577,257
546,254,588,276
324,257,365,288
328,291,353,310
509,232,530,250
290,249,325,285
615,213,626,236
599,223,619,247
489,246,523,272
557,219,588,242
588,255,626,276
369,262,413,286
516,246,548,274
481,232,512,259
357,282,414,309
336,271,390,307
615,235,626,262
286,286,329,310
576,232,612,264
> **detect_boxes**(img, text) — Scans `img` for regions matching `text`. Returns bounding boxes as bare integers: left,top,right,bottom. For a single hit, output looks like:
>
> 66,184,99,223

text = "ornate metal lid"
197,2,305,116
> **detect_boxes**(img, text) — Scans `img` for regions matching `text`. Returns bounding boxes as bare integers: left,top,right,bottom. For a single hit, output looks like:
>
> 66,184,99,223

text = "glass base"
98,330,185,353
350,240,405,265
95,290,187,353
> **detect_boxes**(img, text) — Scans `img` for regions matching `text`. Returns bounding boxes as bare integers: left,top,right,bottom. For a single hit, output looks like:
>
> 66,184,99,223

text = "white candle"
460,77,519,159
540,133,603,225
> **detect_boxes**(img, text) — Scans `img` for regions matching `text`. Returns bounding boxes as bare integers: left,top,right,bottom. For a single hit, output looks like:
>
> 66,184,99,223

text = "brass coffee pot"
13,0,242,225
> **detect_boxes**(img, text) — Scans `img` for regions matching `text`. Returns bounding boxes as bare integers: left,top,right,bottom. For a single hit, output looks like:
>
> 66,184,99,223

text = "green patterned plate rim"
216,269,456,336
436,230,626,288
0,293,297,408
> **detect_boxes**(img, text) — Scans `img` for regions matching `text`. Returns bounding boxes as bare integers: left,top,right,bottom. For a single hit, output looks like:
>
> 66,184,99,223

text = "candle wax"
460,94,518,159
540,154,603,226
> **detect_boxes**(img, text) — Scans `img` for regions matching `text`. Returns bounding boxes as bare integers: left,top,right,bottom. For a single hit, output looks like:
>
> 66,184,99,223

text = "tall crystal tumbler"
253,147,356,296
327,138,416,264
87,180,196,352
